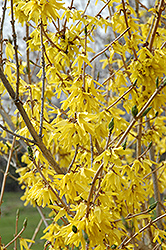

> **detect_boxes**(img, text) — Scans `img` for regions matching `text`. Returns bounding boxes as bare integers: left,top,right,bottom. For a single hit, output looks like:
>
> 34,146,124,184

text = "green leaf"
82,230,90,244
141,106,152,117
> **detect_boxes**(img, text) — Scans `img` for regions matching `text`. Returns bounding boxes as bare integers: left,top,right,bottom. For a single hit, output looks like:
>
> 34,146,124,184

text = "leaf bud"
148,141,152,149
133,79,137,87
72,225,78,233
108,118,114,133
23,218,27,228
156,76,159,88
131,105,138,117
155,111,158,117
122,139,127,150
148,201,158,212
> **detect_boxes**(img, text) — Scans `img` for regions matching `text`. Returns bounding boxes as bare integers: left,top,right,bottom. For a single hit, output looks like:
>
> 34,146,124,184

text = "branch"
0,68,64,174
0,0,7,68
148,0,165,51
31,158,74,216
0,124,36,144
105,83,135,111
115,78,166,147
90,27,130,64
146,119,162,229
10,0,20,99
121,0,138,60
86,163,103,218
4,218,27,249
89,133,93,168
14,209,19,250
0,136,16,207
67,144,79,173
39,21,46,137
121,213,166,248
28,219,43,249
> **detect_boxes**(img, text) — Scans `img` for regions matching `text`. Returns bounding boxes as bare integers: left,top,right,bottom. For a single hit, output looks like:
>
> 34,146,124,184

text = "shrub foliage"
0,0,166,249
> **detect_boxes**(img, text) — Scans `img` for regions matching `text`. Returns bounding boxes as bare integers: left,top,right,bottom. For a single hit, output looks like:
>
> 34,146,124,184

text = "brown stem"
10,0,20,99
86,163,103,217
148,0,165,51
121,0,138,60
137,118,142,158
146,119,162,229
106,84,135,111
143,163,164,180
83,28,87,89
89,133,93,168
0,68,64,174
4,218,27,249
67,144,79,173
0,124,35,144
121,213,166,248
0,0,7,69
32,159,74,216
0,137,16,206
14,209,19,250
90,27,130,64
26,24,34,116
28,219,43,249
115,78,166,147
39,21,46,137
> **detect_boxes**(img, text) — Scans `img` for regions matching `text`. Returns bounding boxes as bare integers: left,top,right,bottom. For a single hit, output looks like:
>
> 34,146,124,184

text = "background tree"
0,0,166,249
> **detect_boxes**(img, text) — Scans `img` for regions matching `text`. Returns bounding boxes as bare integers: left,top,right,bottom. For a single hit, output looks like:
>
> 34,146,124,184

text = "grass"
0,192,48,250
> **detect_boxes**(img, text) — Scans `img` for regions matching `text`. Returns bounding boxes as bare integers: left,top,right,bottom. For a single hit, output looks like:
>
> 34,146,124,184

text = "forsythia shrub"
0,0,166,249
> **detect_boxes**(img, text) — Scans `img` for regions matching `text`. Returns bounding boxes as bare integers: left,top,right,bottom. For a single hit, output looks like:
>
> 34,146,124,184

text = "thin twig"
28,219,43,249
121,0,138,60
90,27,130,64
86,163,103,218
137,118,142,158
137,143,152,160
112,208,151,223
146,119,162,229
42,29,64,52
89,133,93,168
39,21,46,137
4,218,27,249
161,41,166,49
121,213,166,248
0,0,7,68
115,78,166,148
32,159,74,216
10,0,20,99
148,0,165,51
105,84,135,110
26,24,34,117
14,209,19,250
83,27,87,90
143,163,164,180
0,136,16,206
67,144,79,173
0,124,36,144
